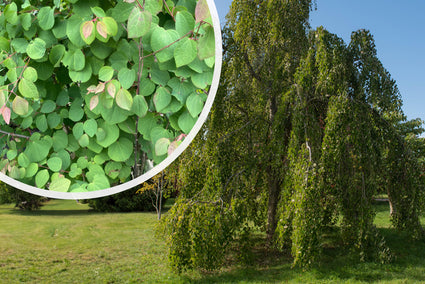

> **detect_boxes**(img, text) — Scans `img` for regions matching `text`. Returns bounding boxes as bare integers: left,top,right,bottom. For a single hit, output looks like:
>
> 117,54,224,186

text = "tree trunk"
387,188,396,217
266,94,280,244
389,198,395,216
266,172,280,243
157,171,164,220
157,189,163,220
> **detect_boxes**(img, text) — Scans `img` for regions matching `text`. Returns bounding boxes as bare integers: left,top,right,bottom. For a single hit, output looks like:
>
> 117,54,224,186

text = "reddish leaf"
87,85,97,94
195,0,210,23
95,83,105,94
168,141,180,156
1,106,11,124
82,21,94,39
107,83,116,98
96,21,108,39
90,94,99,111
176,133,187,142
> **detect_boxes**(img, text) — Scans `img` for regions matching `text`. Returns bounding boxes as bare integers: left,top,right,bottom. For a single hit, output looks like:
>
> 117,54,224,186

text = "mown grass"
0,199,188,283
1,200,425,283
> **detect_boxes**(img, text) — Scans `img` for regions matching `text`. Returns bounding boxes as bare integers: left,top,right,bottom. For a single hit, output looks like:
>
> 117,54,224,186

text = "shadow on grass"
4,207,100,216
187,247,425,283
185,223,425,283
4,204,170,217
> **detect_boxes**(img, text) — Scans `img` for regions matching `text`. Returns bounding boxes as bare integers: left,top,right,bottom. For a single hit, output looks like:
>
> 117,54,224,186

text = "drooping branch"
218,120,253,143
243,51,262,82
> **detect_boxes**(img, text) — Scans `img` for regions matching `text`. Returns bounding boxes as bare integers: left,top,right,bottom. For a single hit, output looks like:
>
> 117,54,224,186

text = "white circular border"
0,0,223,200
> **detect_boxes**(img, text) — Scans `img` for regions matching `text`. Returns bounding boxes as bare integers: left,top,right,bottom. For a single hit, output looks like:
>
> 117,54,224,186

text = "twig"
218,120,253,143
141,30,193,60
134,0,144,10
162,0,175,21
0,129,31,139
243,51,262,82
0,52,17,66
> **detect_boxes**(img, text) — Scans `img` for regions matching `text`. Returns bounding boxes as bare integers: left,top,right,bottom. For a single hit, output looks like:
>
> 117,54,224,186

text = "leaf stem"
137,37,144,95
9,59,30,101
0,52,17,66
134,37,144,178
134,0,144,10
141,30,193,60
134,117,140,177
163,0,175,21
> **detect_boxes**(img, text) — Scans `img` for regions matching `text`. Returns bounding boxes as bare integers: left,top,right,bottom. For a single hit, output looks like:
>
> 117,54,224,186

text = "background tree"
85,183,160,212
0,182,46,210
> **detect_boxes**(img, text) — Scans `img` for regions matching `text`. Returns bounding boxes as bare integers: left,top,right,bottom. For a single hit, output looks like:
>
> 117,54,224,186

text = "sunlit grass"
0,200,189,283
1,199,425,283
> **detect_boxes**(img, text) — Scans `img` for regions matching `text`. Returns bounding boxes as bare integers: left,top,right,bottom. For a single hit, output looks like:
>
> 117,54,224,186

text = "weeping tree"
162,0,313,271
161,0,425,271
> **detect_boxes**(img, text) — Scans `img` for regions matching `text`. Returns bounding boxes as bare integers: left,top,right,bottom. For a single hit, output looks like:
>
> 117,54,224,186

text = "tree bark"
266,173,280,243
157,171,164,220
388,194,395,216
266,94,279,243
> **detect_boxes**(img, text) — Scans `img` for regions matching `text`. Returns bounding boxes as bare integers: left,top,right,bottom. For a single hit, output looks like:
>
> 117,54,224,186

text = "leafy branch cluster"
0,0,215,192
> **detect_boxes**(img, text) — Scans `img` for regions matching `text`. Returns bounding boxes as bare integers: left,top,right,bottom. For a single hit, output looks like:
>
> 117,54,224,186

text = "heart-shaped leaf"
12,96,29,116
108,138,133,162
80,21,95,45
116,88,133,111
128,7,152,38
26,38,46,60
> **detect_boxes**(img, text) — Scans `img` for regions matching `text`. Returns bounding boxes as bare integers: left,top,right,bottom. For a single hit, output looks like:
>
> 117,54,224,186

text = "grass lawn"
1,200,425,283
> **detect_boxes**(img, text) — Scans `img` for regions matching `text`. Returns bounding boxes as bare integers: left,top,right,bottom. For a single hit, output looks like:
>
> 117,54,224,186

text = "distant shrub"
0,182,13,204
86,186,159,212
0,182,47,210
85,171,173,212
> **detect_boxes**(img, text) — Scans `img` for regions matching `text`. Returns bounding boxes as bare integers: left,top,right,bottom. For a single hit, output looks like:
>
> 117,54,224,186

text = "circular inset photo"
0,0,222,199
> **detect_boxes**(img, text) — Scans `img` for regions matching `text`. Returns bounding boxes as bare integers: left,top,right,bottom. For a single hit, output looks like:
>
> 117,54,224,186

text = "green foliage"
86,185,158,212
0,181,46,210
0,0,215,192
162,0,424,272
162,199,235,272
160,133,246,271
87,169,179,212
2,199,425,282
276,28,411,265
0,181,13,204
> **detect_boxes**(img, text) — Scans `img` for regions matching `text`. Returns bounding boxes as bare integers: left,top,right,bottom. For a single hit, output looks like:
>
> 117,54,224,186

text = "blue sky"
214,1,425,122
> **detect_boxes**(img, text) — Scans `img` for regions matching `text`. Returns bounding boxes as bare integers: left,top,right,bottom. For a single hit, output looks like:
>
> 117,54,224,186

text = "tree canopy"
161,0,425,271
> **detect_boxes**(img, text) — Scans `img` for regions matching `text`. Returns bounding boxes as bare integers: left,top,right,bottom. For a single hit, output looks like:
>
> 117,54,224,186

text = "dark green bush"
85,186,160,212
0,182,47,210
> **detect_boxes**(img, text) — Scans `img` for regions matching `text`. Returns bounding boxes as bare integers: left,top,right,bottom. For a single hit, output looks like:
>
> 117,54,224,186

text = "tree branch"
218,120,252,143
141,30,193,60
163,0,175,21
0,129,31,139
243,51,262,82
